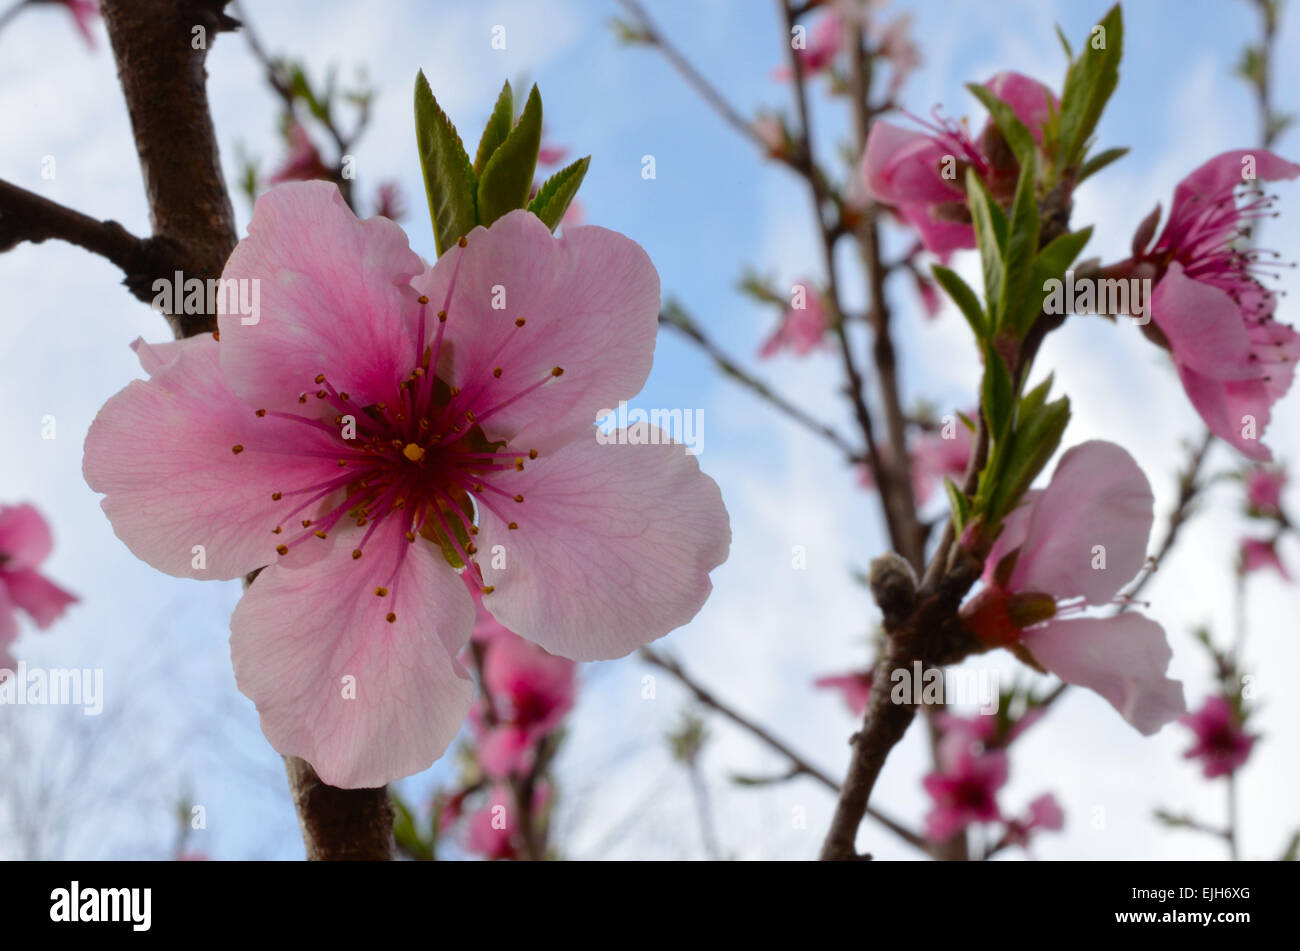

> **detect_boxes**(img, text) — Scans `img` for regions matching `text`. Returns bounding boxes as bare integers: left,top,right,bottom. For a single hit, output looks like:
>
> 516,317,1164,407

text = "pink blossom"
373,181,405,221
876,13,921,97
1179,695,1255,779
1002,793,1065,849
772,11,842,80
473,632,576,779
1240,537,1291,580
268,123,333,185
0,503,79,662
537,144,568,167
83,182,730,788
857,413,972,505
959,441,1186,735
922,746,1007,841
1244,465,1285,515
813,670,872,715
1140,151,1300,461
759,280,829,358
464,789,517,860
859,72,1057,256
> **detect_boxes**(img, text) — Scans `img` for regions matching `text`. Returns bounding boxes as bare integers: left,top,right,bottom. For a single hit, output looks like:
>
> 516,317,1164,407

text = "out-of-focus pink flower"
373,181,405,221
473,632,577,778
857,413,973,505
1179,695,1256,779
0,503,79,660
1244,465,1286,516
268,123,333,185
860,72,1057,256
537,143,568,167
876,13,920,97
773,11,842,80
922,746,1007,841
1002,793,1065,849
1240,537,1291,580
759,279,829,358
82,182,729,788
752,114,788,159
813,670,872,715
464,789,517,860
959,441,1186,735
1139,151,1300,461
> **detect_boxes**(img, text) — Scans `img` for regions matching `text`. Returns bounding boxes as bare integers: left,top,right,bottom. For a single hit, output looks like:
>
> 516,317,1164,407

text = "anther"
402,443,426,462
386,612,397,623
418,295,429,304
514,457,525,471
315,374,326,384
457,236,467,248
352,549,363,560
375,587,388,597
513,494,524,503
255,409,266,417
298,393,308,404
301,519,313,528
271,491,282,501
405,531,416,542
528,449,539,459
272,526,282,534
231,444,244,455
276,544,289,555
493,367,503,378
551,367,564,377
515,318,526,327
481,585,495,595
508,522,518,530
213,331,221,342
314,530,328,539
438,310,448,322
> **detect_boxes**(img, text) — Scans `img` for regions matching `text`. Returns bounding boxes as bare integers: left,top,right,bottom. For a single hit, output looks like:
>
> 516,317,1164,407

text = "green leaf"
931,265,987,341
993,393,1071,519
477,83,543,228
982,342,1014,445
966,83,1036,169
414,70,478,256
944,476,971,534
966,168,1006,310
1057,4,1124,168
1077,146,1129,183
1055,23,1073,60
473,80,514,177
528,155,591,231
1016,226,1093,335
997,161,1040,335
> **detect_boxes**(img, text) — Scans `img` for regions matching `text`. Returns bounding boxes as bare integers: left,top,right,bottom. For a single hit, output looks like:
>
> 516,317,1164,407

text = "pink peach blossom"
1002,793,1065,849
772,11,842,80
1180,695,1255,779
83,182,729,788
1141,151,1300,461
0,503,79,663
922,745,1007,841
859,72,1057,256
857,413,973,505
759,280,829,358
1244,465,1285,515
1240,537,1291,580
960,441,1186,735
813,670,872,715
463,789,517,860
268,123,333,185
472,631,576,778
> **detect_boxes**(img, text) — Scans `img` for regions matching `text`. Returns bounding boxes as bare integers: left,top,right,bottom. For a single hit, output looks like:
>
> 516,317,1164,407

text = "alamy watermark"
596,401,704,455
0,661,103,715
1042,270,1151,325
151,271,261,325
890,661,999,714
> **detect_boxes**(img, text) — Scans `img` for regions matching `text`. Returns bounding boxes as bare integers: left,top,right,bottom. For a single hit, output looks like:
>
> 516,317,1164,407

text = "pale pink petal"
230,521,475,788
1021,614,1186,735
218,181,426,413
130,337,189,376
1169,149,1300,226
1010,441,1153,604
1151,264,1253,380
981,490,1040,586
898,204,975,256
981,72,1056,140
0,504,54,569
861,122,964,206
1177,364,1273,461
477,430,730,660
477,725,533,779
83,335,337,579
2,568,77,628
412,210,661,453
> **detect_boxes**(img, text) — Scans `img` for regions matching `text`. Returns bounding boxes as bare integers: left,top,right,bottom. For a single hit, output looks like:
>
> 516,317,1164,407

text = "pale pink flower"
857,413,972,505
83,182,730,788
813,670,872,715
268,123,333,185
759,280,829,358
464,789,517,860
859,72,1057,256
1180,695,1256,779
922,745,1007,841
1140,151,1300,461
472,632,576,779
1240,537,1291,580
959,441,1186,735
0,503,79,663
1245,465,1285,515
1002,793,1065,849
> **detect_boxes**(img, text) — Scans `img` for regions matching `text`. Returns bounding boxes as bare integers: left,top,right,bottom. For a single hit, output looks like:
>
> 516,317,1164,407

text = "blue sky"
1,0,1297,859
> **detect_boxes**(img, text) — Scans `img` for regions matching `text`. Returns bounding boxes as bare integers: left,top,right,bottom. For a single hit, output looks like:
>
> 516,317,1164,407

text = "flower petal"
218,181,426,413
413,210,661,453
1010,441,1153,604
83,335,336,580
1177,364,1274,461
1151,263,1253,380
230,522,475,788
861,122,965,206
2,568,77,628
477,429,730,660
1021,614,1186,735
0,503,54,569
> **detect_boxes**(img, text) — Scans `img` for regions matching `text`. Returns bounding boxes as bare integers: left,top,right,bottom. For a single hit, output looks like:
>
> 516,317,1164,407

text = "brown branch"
0,179,181,303
639,647,929,853
283,757,395,861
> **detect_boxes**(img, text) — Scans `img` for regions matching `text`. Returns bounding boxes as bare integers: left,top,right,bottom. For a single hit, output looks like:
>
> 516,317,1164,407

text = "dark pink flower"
473,631,576,778
759,280,829,358
268,123,333,185
773,11,842,80
813,670,872,715
860,72,1057,256
1244,465,1285,515
0,503,79,662
1240,537,1291,580
922,745,1007,841
463,789,517,860
83,182,730,787
1179,695,1255,779
960,441,1186,735
1140,151,1300,461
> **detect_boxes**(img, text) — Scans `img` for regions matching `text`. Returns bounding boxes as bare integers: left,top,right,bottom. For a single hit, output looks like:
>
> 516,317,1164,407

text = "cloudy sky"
1,0,1297,860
